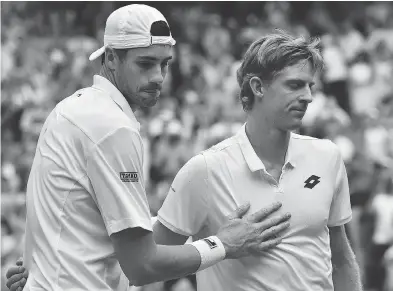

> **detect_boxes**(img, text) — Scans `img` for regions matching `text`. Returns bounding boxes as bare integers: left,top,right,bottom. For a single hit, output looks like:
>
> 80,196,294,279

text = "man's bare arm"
111,227,200,286
330,225,363,291
6,203,291,289
153,221,189,245
111,202,290,286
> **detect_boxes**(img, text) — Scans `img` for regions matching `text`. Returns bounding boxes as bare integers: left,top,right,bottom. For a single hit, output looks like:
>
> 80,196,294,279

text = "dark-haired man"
5,5,291,291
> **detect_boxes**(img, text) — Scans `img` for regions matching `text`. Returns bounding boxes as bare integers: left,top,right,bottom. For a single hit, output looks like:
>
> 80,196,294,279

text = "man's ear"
105,47,117,71
249,76,264,100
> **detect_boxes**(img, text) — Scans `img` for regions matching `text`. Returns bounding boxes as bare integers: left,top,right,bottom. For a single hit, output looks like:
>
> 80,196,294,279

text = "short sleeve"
87,127,152,236
157,154,209,236
328,146,352,227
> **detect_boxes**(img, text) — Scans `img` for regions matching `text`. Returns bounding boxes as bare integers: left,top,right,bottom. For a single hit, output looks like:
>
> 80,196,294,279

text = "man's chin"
142,97,160,108
281,119,303,132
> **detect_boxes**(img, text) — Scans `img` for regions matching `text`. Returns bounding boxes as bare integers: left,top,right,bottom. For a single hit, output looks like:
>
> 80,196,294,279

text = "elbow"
129,275,150,287
127,263,156,287
129,277,146,287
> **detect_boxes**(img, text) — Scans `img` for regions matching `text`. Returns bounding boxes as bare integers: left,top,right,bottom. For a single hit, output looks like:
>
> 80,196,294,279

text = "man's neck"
99,65,117,87
98,65,139,113
245,115,290,166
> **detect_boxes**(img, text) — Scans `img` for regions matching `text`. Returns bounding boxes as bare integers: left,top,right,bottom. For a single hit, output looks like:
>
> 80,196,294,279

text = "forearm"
145,244,201,285
131,244,201,286
332,253,362,291
329,225,363,291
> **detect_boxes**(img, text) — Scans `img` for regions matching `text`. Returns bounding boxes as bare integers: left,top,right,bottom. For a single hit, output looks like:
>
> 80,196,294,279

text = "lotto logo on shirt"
120,172,139,182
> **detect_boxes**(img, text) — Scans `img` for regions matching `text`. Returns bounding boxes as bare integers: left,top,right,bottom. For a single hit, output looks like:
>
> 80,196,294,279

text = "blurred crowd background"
1,2,393,291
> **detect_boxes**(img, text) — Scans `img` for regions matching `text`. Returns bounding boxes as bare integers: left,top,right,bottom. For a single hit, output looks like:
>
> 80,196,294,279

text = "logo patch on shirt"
203,238,218,249
120,172,139,182
304,175,320,189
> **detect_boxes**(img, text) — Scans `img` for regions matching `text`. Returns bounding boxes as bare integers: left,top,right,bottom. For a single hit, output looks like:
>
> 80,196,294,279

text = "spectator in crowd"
321,33,352,115
366,172,393,291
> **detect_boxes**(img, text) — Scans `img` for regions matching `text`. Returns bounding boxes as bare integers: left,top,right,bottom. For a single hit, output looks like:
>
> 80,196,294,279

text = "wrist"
191,236,226,271
215,234,231,258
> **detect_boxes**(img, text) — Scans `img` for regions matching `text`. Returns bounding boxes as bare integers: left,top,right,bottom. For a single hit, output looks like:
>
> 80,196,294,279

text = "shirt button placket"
278,186,285,195
277,170,285,193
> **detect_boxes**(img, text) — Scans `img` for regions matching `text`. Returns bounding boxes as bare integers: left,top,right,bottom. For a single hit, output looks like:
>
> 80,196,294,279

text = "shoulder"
178,135,239,179
291,132,340,158
197,135,245,175
202,135,239,159
180,154,207,175
57,88,138,145
169,154,208,190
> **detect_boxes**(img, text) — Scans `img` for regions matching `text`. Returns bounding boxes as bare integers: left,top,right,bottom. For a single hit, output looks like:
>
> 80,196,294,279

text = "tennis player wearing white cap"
8,4,291,291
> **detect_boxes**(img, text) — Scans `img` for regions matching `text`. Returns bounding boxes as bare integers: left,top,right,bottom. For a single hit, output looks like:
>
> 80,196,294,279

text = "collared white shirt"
23,75,152,291
158,124,352,291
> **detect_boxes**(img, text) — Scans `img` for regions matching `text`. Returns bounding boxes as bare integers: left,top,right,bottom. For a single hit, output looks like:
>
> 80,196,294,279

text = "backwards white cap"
89,4,176,61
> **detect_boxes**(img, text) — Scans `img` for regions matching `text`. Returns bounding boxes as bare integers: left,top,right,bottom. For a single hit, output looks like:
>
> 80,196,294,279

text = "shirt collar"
236,123,296,172
92,75,140,131
285,135,297,168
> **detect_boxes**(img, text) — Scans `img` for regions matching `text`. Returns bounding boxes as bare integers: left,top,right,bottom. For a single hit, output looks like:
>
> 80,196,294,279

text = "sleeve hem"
107,218,152,236
327,214,352,227
157,215,192,237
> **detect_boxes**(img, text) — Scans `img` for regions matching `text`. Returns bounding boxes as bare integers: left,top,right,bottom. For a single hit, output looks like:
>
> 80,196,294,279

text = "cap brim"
89,45,107,61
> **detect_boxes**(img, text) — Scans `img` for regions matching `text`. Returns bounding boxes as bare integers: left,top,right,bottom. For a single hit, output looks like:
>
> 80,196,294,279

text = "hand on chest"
210,166,335,237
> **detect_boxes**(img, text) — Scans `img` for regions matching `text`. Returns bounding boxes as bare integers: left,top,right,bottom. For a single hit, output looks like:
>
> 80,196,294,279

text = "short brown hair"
237,30,323,111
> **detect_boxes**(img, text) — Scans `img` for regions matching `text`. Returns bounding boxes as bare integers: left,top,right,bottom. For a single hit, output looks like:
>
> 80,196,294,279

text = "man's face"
115,44,173,108
256,60,316,131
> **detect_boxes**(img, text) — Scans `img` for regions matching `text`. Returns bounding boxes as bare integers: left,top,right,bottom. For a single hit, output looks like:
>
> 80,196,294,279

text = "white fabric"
23,75,152,291
372,194,393,245
89,4,176,61
158,124,352,291
190,236,226,271
365,126,391,166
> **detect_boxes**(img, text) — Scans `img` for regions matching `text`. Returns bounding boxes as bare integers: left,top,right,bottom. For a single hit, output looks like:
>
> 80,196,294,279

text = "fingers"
227,202,250,220
10,276,26,291
16,258,23,266
20,277,27,288
247,202,282,223
250,221,290,255
261,221,290,240
6,266,24,279
6,272,25,290
256,212,291,232
256,237,283,252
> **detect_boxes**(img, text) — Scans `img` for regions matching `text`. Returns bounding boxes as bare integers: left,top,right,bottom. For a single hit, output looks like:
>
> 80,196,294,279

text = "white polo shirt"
23,75,152,291
158,124,352,291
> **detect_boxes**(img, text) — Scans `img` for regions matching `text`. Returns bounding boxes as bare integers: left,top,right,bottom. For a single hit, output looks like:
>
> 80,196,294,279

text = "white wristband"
191,236,226,272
